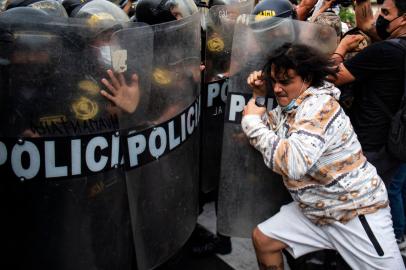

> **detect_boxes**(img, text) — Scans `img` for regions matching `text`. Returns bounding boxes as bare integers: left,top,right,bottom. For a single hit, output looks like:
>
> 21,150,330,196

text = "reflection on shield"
29,0,69,17
165,0,199,19
204,1,254,83
200,0,254,194
218,16,337,237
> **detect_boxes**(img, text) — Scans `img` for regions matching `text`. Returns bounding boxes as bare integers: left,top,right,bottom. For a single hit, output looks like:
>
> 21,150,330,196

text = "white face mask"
98,45,112,67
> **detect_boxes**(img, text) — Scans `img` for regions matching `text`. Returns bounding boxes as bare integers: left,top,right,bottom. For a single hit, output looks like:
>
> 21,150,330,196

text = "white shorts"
258,202,405,270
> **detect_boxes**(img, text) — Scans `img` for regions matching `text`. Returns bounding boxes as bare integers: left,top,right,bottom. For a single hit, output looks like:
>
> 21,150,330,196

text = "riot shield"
0,12,153,270
75,0,130,22
204,0,254,83
200,0,253,193
198,0,210,29
29,0,69,17
168,0,199,19
109,23,154,129
217,16,337,237
123,12,201,270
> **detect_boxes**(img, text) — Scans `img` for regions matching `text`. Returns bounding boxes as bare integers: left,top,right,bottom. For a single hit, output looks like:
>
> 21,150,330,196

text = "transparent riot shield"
204,0,254,83
29,0,69,17
110,23,154,129
200,0,254,193
123,12,201,270
217,16,337,237
167,0,199,18
75,0,130,22
0,12,153,270
198,0,210,29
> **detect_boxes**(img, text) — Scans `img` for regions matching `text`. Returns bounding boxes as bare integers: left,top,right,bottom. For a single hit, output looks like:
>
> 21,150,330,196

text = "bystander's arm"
355,0,380,41
328,34,365,85
296,0,318,20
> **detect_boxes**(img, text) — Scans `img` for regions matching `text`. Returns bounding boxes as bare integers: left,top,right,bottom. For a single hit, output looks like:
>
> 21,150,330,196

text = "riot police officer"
0,7,69,137
72,0,145,120
135,0,197,24
252,0,296,19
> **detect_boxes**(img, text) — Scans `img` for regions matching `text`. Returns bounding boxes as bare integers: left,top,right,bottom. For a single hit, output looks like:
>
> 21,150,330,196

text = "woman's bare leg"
252,227,288,270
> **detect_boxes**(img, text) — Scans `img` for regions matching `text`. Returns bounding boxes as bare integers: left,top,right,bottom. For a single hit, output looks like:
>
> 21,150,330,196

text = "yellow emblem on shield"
72,96,99,120
153,68,171,85
39,115,67,126
207,37,224,52
87,12,116,28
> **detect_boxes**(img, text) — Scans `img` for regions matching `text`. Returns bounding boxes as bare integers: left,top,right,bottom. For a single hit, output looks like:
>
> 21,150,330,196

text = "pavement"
197,202,261,270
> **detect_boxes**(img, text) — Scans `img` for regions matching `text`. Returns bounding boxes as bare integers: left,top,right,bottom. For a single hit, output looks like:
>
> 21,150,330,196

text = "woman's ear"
303,78,311,89
304,76,312,85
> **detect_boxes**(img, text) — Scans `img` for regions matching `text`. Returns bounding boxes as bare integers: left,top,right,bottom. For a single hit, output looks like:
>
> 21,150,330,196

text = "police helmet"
73,0,129,21
252,0,296,19
29,0,68,17
209,0,240,7
5,0,42,9
0,6,63,85
62,0,92,16
0,7,63,55
135,0,197,25
71,0,129,42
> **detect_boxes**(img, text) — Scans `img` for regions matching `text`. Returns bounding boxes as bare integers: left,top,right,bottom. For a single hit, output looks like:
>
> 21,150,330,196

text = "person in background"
331,0,405,186
388,164,406,249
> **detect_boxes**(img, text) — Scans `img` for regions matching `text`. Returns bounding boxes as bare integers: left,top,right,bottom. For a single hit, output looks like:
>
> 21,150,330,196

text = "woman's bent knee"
252,227,287,253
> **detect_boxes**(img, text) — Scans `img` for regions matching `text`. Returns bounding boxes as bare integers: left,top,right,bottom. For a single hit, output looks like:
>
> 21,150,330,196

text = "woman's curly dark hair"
263,43,337,88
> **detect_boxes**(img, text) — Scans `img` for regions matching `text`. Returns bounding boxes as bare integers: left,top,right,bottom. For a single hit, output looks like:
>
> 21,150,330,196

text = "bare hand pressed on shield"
100,69,140,114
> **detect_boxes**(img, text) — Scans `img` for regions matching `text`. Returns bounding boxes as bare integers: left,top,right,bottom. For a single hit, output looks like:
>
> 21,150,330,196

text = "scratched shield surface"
217,16,336,237
123,10,202,270
200,0,254,194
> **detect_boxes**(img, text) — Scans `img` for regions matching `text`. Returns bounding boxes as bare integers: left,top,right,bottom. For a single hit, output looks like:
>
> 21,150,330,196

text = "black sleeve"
344,41,402,81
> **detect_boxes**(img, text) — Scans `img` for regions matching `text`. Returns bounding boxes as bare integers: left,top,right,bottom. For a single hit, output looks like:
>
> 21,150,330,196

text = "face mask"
277,80,306,112
280,99,297,112
98,45,112,68
375,15,402,40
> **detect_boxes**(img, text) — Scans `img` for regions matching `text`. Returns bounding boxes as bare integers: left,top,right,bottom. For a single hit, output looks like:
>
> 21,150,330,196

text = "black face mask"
375,15,401,40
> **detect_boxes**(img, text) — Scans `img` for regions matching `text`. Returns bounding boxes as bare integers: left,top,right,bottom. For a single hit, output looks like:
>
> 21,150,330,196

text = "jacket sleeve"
241,96,341,180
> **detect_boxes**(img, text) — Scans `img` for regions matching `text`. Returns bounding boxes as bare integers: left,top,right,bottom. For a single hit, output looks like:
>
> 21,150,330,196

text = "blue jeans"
388,164,406,239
